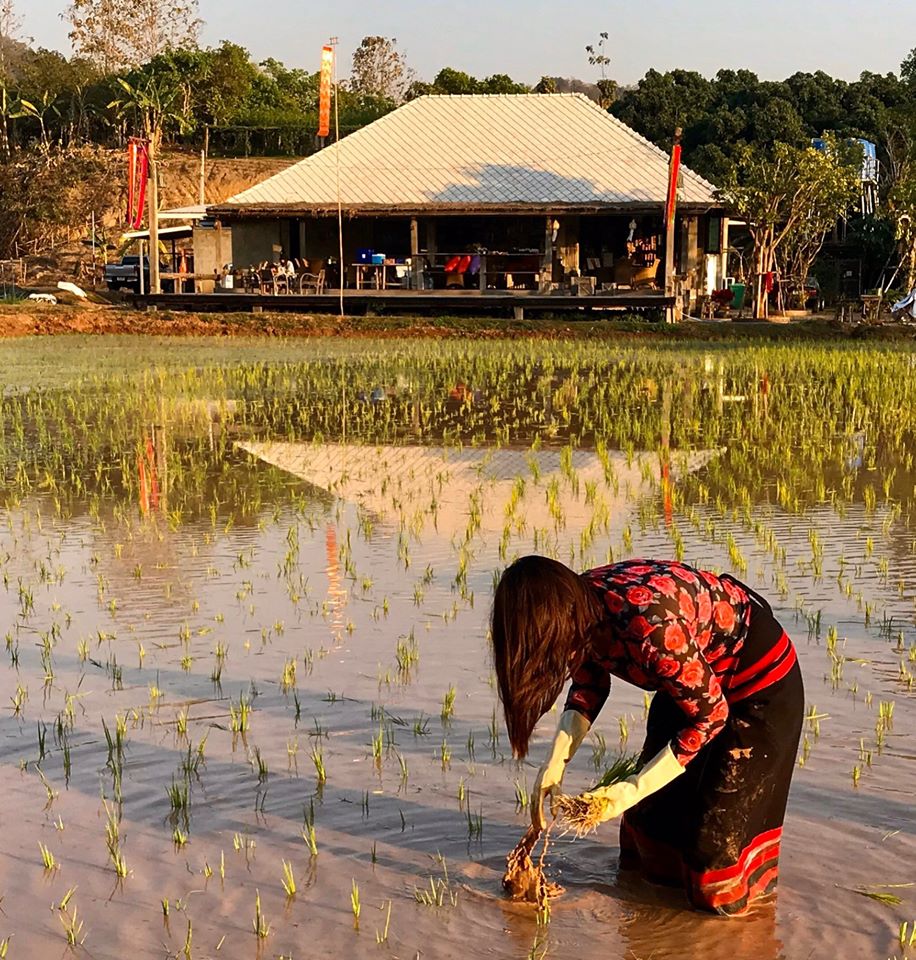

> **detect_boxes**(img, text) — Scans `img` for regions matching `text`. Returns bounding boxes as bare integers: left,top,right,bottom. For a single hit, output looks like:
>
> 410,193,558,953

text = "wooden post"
427,219,437,284
148,132,161,296
685,216,699,314
199,125,208,205
410,217,420,289
542,217,554,291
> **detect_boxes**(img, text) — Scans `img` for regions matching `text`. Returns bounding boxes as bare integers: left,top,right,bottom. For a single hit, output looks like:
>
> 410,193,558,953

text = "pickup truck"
104,256,149,292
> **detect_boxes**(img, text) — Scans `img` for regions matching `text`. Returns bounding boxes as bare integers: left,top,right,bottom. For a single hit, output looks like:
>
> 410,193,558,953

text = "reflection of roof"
214,95,718,214
237,442,722,539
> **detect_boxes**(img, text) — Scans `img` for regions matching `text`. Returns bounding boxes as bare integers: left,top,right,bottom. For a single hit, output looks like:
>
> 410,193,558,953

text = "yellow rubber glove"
530,709,591,830
578,744,685,824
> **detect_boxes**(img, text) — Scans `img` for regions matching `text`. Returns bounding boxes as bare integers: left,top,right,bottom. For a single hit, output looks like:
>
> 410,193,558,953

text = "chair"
298,259,326,295
258,264,276,296
299,268,326,295
242,267,259,294
274,264,290,295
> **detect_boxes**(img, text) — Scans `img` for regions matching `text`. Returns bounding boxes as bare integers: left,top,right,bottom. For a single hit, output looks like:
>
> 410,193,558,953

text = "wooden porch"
134,287,674,318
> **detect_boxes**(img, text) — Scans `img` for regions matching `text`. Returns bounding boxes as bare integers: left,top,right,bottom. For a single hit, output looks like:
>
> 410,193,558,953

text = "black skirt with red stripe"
620,584,804,916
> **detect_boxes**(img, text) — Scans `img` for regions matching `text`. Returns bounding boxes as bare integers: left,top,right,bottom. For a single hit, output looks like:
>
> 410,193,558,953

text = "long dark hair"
491,555,602,758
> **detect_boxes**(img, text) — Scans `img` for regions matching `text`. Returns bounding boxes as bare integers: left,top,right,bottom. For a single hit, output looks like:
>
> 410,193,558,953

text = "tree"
887,134,916,290
586,32,616,108
66,0,201,72
776,138,862,305
480,74,529,94
535,76,557,95
902,46,916,87
405,67,528,99
0,0,24,79
718,141,859,317
350,36,414,104
427,67,479,95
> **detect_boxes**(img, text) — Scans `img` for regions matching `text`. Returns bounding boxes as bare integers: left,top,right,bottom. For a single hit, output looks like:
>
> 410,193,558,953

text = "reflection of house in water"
237,442,722,545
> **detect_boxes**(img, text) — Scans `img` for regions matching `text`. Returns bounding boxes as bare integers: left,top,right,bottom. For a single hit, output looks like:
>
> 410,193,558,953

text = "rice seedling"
104,801,128,878
59,902,84,946
39,841,57,871
252,746,269,782
375,900,392,944
229,694,251,734
302,802,319,856
441,685,457,723
281,860,296,897
846,883,914,906
310,745,327,785
371,725,384,768
466,804,484,840
350,880,361,929
414,855,459,908
252,889,269,939
167,778,190,821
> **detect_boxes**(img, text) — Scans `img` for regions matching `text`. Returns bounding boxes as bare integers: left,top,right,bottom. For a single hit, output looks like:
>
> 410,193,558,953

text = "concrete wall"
230,221,286,268
192,225,233,293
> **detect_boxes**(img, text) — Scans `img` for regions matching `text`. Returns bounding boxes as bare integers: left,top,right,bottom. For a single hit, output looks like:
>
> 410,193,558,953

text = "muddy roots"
502,825,564,907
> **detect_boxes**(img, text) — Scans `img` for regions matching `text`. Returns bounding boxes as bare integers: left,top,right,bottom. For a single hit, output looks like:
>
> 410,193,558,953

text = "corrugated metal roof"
221,94,716,211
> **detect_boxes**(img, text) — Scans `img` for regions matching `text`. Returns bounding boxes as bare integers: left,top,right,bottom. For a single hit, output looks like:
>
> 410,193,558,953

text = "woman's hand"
531,754,566,830
572,744,685,825
578,780,641,823
530,710,591,830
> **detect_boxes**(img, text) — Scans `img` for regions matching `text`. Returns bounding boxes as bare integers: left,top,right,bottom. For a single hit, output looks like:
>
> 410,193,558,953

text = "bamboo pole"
148,132,161,296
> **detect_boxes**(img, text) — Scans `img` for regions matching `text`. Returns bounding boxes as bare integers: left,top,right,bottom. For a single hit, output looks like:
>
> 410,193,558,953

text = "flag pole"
331,37,344,319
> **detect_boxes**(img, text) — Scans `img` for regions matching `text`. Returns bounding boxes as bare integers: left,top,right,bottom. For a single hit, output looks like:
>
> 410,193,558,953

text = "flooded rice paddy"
1,333,916,960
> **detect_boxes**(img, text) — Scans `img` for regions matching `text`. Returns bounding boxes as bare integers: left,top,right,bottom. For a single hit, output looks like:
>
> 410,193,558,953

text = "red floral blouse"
565,560,752,765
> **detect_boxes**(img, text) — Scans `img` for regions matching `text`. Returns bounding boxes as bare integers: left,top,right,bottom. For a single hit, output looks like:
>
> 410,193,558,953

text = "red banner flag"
127,138,150,229
318,45,334,139
664,143,682,229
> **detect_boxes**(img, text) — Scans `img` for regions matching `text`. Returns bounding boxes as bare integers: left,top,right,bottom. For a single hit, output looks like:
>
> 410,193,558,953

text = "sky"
20,0,916,85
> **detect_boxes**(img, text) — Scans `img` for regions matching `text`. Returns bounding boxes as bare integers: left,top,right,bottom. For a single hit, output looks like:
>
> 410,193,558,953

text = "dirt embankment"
158,154,297,209
3,304,916,342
